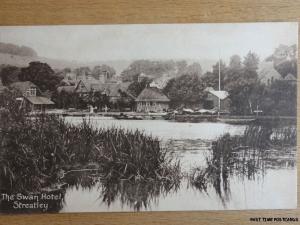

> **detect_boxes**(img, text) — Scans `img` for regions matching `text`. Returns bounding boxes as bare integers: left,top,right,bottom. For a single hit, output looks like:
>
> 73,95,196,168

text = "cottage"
10,81,54,111
135,87,170,113
99,82,131,103
57,79,134,110
204,87,230,113
57,80,89,96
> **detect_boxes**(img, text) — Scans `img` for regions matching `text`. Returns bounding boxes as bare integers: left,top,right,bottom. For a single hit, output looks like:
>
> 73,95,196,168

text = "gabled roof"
57,86,76,93
208,90,229,100
105,82,131,97
26,96,54,105
136,87,170,102
284,73,296,81
10,81,38,93
205,87,229,100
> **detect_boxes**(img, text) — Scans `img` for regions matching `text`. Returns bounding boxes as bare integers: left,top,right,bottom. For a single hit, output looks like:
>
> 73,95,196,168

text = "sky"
0,22,297,62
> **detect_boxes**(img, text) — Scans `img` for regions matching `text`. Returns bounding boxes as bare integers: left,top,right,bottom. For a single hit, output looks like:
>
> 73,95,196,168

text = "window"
26,88,36,96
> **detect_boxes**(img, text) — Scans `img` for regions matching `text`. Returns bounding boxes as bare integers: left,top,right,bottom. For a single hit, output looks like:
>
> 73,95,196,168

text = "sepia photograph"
0,22,297,213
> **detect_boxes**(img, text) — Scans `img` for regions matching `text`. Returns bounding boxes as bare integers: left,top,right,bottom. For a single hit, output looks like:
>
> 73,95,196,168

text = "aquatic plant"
0,90,181,193
189,124,296,201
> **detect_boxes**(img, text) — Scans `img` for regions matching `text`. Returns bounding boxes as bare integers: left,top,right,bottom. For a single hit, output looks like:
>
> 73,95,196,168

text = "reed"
0,91,181,193
189,124,296,194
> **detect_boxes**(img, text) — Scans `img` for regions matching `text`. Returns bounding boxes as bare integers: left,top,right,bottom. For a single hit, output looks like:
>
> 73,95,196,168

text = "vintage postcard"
0,22,297,213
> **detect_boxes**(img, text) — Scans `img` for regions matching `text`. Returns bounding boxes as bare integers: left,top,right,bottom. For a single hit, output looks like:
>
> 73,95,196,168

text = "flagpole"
218,53,221,117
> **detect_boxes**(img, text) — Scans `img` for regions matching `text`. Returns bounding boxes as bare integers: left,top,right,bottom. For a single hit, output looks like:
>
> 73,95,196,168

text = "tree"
176,60,188,75
0,66,21,86
243,51,259,71
260,80,296,116
225,65,261,115
274,58,297,78
92,65,116,80
164,73,205,107
19,61,62,92
121,60,178,82
127,78,152,97
184,62,202,77
229,55,242,70
201,60,226,90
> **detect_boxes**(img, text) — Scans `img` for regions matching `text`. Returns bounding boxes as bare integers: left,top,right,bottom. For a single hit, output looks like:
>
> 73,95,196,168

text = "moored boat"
217,117,256,125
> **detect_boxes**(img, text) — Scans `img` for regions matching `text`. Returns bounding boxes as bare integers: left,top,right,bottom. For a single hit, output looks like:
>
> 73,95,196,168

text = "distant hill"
0,52,131,75
0,42,37,57
0,42,216,78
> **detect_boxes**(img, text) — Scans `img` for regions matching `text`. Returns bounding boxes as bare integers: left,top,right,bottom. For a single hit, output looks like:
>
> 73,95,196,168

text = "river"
60,117,296,212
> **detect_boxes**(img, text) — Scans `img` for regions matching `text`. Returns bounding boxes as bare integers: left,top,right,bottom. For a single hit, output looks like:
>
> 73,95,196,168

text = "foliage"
243,51,260,71
0,66,21,86
225,67,262,115
0,91,181,193
274,59,297,78
121,60,179,82
19,61,63,92
51,90,86,109
229,54,242,70
127,77,152,97
259,80,297,116
164,73,205,107
92,65,116,80
189,124,296,198
183,62,202,77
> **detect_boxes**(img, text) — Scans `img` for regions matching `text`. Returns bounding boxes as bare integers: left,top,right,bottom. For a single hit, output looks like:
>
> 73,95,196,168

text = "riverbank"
33,109,297,125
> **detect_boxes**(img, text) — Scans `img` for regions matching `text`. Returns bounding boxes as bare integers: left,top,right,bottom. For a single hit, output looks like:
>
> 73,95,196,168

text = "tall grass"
189,124,296,198
0,90,181,193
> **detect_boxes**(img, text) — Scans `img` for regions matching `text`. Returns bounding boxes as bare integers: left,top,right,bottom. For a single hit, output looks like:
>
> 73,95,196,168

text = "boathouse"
204,87,230,113
135,87,170,112
10,81,54,111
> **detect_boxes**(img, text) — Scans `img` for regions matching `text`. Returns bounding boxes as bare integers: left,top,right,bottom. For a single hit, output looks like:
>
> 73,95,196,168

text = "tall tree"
19,61,63,92
184,62,203,77
243,51,259,71
201,60,226,90
229,55,242,70
164,73,205,107
0,66,21,86
92,65,116,80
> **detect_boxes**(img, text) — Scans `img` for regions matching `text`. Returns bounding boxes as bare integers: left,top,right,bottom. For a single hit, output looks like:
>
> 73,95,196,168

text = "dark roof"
26,96,54,105
104,82,131,97
10,81,38,93
56,80,133,98
85,81,132,97
135,87,170,102
57,86,76,93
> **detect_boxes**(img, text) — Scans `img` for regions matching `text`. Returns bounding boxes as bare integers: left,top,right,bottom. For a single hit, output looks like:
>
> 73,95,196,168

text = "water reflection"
98,179,181,211
0,123,297,213
189,125,296,208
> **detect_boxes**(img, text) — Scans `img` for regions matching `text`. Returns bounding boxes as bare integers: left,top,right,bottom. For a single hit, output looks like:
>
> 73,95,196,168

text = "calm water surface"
60,117,296,212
